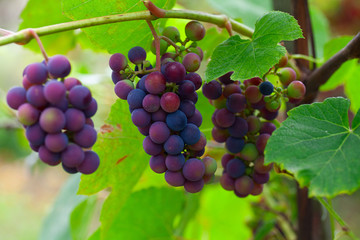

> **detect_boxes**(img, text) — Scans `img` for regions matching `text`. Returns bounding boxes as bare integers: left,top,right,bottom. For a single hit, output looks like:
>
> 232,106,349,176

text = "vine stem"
28,29,49,62
0,10,253,47
316,197,359,240
145,20,161,71
290,54,321,64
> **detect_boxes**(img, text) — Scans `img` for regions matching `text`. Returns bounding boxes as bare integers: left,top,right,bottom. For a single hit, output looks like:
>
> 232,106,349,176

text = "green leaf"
309,6,330,58
207,0,272,28
78,99,148,236
265,97,360,197
70,196,97,240
205,11,303,81
19,0,76,55
39,175,86,240
198,27,229,60
62,0,175,53
104,187,185,239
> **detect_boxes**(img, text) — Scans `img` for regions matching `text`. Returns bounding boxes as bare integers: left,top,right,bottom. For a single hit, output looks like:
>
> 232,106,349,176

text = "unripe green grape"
182,53,201,72
236,143,259,162
247,116,261,134
150,39,169,55
203,156,217,175
185,21,206,41
287,80,306,100
278,67,296,86
162,26,181,42
265,98,281,112
212,95,227,109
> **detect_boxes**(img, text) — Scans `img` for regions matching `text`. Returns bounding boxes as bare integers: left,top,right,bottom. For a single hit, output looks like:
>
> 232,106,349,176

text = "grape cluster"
109,21,217,193
6,55,99,174
203,60,306,197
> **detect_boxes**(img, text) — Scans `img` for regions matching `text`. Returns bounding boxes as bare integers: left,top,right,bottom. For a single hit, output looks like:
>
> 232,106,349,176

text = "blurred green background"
0,0,359,239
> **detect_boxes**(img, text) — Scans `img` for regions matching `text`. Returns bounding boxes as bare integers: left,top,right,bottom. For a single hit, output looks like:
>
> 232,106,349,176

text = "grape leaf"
205,11,303,81
78,99,148,235
103,187,184,239
70,196,97,240
19,0,76,55
265,97,360,197
62,0,175,53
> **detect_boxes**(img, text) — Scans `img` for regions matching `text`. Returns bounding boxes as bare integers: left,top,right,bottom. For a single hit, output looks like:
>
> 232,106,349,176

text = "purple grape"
220,172,235,190
131,108,151,127
26,85,48,108
254,156,273,174
6,86,27,110
185,73,202,90
182,158,205,181
234,190,249,198
226,158,246,178
68,85,92,109
260,108,278,120
26,62,48,84
212,126,229,143
228,117,248,138
38,146,61,166
17,103,40,126
187,109,202,127
44,80,67,104
149,154,167,173
184,179,204,193
188,132,206,151
260,122,276,135
47,55,71,78
145,72,166,94
39,107,66,133
111,71,128,84
214,108,235,128
166,110,187,131
25,124,46,146
62,163,78,174
188,148,205,158
223,83,241,98
45,132,68,152
83,98,98,118
182,92,198,104
202,80,222,100
203,156,217,175
22,76,33,90
245,86,262,104
163,62,186,83
251,183,264,196
29,142,40,152
179,100,195,118
61,143,85,167
178,80,195,97
51,97,68,112
142,94,160,113
185,21,205,41
127,89,146,110
221,153,233,168
253,171,270,184
165,154,185,171
180,123,200,145
114,80,134,100
165,170,185,187
109,53,128,72
73,125,97,148
85,118,94,127
164,135,184,155
77,151,100,174
226,93,246,113
143,136,163,156
65,108,85,132
256,134,270,154
136,75,148,92
64,77,81,90
138,125,150,136
225,137,245,154
151,109,167,122
234,175,254,195
128,46,146,64
149,121,170,144
182,53,201,72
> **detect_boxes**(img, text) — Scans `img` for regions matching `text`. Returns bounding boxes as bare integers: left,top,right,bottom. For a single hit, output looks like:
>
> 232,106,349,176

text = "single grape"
203,156,217,175
259,81,274,95
228,117,248,138
149,154,167,173
245,86,262,104
131,108,151,128
214,108,235,128
187,109,202,127
145,72,166,94
234,175,254,195
44,80,67,104
225,137,245,154
83,98,98,118
166,110,187,131
254,156,273,174
211,126,229,143
164,135,184,155
26,62,48,84
138,125,150,136
226,158,246,178
184,179,204,193
143,136,163,156
180,123,200,145
26,85,48,108
61,143,85,167
17,103,40,126
163,62,186,83
247,116,261,134
259,122,276,135
220,172,235,190
149,121,170,144
160,92,180,113
162,26,181,42
178,80,195,97
188,132,206,151
39,107,66,133
65,108,85,132
73,124,97,148
151,109,167,122
277,53,288,68
287,80,306,100
6,86,27,110
185,21,205,41
68,85,92,109
77,151,100,174
226,93,247,113
221,153,233,168
64,77,82,90
185,72,202,90
182,53,201,72
260,108,278,121
179,100,195,118
252,171,270,184
22,76,32,90
142,94,160,113
38,146,61,166
127,89,146,110
25,123,46,146
47,55,71,78
182,91,198,104
114,80,134,100
109,53,128,72
45,132,68,152
278,67,296,86
256,133,271,154
165,154,185,171
128,46,146,64
182,158,205,181
250,183,264,196
85,118,94,127
62,163,78,174
165,170,185,187
265,98,281,112
237,143,258,162
150,39,169,55
223,83,241,98
202,80,222,100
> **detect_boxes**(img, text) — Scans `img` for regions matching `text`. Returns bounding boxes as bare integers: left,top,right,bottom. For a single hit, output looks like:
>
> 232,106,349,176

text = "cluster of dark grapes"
203,56,306,197
6,55,99,174
109,21,217,193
